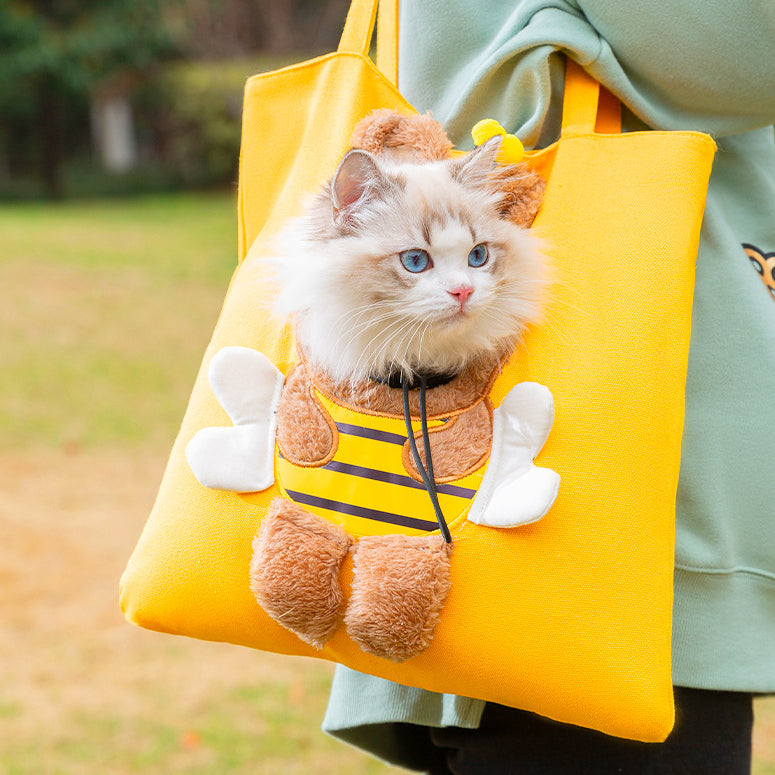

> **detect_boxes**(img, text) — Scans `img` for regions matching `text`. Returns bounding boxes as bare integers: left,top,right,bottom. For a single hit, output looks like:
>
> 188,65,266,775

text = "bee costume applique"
185,111,559,662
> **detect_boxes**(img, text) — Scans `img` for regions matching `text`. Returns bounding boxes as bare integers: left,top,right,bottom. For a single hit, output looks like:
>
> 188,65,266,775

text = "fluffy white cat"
270,140,548,384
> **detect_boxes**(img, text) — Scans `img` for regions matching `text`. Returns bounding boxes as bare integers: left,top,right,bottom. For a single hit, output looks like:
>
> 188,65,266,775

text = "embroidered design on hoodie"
743,244,775,302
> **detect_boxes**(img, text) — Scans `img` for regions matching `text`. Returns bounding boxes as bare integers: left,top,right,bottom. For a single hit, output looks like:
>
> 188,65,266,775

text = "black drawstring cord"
402,374,453,544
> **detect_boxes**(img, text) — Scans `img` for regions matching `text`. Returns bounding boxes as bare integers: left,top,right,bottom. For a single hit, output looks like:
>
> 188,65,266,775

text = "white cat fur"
270,144,547,384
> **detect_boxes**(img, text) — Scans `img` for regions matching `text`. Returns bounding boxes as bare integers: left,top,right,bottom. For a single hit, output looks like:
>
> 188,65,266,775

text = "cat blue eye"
468,243,489,268
400,248,432,273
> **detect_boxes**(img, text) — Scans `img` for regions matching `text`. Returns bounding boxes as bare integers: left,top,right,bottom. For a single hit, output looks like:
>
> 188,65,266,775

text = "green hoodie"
324,0,775,765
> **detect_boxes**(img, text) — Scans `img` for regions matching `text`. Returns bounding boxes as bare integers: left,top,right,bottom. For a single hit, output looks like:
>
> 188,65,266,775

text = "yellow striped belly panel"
276,392,488,537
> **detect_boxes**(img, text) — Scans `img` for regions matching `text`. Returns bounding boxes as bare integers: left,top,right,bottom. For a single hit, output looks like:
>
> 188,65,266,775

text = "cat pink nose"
448,285,474,306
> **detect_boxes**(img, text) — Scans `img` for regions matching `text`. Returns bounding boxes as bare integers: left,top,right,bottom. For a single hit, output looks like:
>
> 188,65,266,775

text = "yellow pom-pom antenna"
498,134,525,164
471,118,525,164
471,119,505,146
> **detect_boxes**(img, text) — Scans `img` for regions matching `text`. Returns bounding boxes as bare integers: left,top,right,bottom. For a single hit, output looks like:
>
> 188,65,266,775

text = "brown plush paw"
344,534,452,662
250,498,352,648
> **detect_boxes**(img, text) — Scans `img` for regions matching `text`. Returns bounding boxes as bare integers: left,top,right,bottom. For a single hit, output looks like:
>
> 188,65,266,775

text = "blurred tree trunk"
252,0,297,52
0,0,180,197
38,76,63,200
91,93,138,173
180,0,350,58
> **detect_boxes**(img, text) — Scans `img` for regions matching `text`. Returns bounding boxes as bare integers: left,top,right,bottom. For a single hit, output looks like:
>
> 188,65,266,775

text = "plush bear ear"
351,109,453,161
331,149,385,221
455,138,546,228
489,164,547,228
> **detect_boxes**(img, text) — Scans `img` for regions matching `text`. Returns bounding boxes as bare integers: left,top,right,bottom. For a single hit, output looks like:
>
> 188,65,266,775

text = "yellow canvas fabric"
120,0,716,743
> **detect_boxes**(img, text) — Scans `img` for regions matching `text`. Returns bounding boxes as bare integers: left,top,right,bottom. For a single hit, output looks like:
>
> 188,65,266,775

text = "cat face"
271,143,547,383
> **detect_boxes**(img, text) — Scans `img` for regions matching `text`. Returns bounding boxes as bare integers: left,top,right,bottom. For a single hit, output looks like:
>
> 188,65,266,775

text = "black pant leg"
426,687,753,775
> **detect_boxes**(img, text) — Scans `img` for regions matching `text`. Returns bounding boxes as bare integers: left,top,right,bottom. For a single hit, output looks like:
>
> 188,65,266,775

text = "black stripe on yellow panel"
335,422,407,445
323,459,476,499
284,489,439,532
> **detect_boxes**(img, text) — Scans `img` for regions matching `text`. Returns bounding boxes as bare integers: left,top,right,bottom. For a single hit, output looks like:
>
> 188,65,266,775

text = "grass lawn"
0,193,240,452
0,192,411,774
1,191,773,773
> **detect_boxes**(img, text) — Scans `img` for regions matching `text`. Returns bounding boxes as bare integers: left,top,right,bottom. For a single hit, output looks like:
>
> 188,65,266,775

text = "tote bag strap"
561,58,621,136
377,0,398,86
339,5,616,136
338,0,398,86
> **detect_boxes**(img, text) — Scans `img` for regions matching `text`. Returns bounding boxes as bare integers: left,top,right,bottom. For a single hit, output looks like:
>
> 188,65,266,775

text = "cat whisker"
337,313,400,347
353,316,415,380
380,316,429,377
327,301,396,339
390,317,429,377
543,293,593,318
540,312,583,354
329,309,403,357
414,316,435,368
379,318,420,373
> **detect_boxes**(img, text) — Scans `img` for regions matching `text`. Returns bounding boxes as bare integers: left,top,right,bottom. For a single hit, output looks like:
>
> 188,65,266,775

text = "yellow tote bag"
120,0,715,743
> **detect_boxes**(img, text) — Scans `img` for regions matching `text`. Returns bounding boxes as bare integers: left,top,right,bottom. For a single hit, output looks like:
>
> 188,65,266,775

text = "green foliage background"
0,192,236,451
0,0,348,198
0,0,179,95
0,0,181,196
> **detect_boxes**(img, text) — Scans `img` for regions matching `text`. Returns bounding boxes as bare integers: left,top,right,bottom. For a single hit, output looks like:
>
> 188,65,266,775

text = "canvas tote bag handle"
338,0,399,86
339,1,618,138
338,0,619,135
562,58,622,136
376,0,399,85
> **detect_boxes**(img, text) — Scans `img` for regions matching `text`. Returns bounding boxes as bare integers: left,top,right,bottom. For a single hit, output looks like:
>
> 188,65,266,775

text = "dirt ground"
0,447,373,773
3,449,229,709
3,446,773,773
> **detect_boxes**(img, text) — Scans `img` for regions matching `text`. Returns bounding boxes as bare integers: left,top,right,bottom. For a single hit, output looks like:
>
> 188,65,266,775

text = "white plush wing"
467,382,560,528
186,346,284,493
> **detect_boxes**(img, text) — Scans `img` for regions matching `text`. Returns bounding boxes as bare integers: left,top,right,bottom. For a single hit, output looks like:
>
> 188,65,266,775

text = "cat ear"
452,137,501,188
331,149,385,220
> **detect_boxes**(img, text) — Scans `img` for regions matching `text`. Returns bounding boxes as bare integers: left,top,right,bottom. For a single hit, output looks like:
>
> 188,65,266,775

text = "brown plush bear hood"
301,347,505,419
